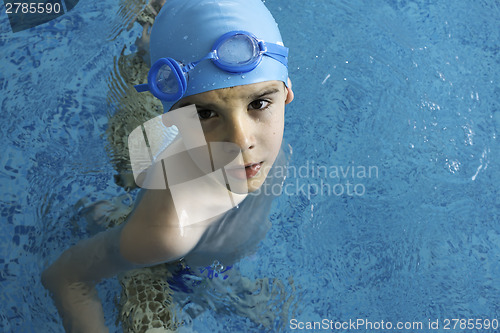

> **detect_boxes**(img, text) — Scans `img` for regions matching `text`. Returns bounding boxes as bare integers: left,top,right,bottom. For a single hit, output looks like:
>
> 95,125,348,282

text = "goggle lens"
218,34,259,66
157,64,179,95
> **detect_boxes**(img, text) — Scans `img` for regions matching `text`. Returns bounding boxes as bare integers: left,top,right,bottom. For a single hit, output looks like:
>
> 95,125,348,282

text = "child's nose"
225,113,256,151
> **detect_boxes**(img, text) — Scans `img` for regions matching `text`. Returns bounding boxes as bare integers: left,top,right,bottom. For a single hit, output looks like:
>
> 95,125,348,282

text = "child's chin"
246,170,269,193
246,183,262,193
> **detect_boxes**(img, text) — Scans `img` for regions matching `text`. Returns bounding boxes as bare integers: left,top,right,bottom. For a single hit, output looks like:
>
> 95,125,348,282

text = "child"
42,0,294,331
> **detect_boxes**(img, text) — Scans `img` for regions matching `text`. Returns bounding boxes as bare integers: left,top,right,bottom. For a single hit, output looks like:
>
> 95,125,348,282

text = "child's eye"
197,109,216,120
249,99,270,110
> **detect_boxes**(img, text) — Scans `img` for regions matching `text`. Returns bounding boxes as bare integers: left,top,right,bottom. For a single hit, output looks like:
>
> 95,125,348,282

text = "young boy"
42,0,294,331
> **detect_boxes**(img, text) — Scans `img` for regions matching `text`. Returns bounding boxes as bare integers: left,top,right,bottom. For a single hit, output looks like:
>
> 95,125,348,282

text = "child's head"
173,80,292,192
140,0,293,192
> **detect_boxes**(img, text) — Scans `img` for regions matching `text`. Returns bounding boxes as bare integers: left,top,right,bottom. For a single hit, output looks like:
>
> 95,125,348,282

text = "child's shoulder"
120,187,208,265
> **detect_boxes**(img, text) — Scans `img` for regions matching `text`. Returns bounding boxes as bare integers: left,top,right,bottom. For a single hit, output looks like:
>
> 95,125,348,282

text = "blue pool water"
1,0,499,332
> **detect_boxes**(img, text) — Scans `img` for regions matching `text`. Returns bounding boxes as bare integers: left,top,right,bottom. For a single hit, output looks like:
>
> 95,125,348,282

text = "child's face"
173,80,292,192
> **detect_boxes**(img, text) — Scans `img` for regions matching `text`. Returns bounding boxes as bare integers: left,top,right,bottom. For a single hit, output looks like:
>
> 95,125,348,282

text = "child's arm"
42,188,204,332
41,225,130,333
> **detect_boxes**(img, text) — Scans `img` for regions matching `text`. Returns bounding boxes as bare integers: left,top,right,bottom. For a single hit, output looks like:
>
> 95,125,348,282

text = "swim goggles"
134,30,288,102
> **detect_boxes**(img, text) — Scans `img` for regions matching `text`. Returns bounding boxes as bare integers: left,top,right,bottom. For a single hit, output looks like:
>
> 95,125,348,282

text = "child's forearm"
42,265,109,332
42,244,111,333
42,224,140,332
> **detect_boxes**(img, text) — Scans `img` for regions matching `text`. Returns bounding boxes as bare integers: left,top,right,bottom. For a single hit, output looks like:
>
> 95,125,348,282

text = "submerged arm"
41,188,203,332
41,224,139,333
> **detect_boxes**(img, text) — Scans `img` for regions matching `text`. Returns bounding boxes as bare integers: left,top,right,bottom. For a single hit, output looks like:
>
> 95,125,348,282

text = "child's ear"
285,77,294,105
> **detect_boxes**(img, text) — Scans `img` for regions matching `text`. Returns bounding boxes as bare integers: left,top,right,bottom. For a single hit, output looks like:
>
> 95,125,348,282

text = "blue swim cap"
149,0,288,111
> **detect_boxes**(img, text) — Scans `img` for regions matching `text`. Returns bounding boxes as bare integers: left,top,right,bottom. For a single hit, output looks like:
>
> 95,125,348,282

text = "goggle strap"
264,42,288,57
134,83,150,93
262,42,289,67
264,43,288,68
266,52,288,67
183,51,218,73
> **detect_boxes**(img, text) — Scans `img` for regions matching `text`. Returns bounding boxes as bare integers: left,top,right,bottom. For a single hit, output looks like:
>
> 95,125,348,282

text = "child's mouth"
225,162,263,180
244,162,262,179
